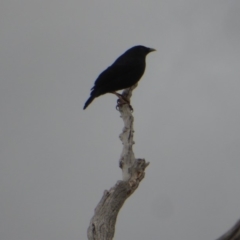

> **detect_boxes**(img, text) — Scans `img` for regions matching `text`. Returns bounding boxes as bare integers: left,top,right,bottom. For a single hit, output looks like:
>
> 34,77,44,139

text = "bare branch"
86,85,240,240
87,85,149,240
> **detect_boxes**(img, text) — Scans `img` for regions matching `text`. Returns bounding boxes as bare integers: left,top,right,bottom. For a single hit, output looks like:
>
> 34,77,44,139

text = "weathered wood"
87,85,149,240
87,84,240,240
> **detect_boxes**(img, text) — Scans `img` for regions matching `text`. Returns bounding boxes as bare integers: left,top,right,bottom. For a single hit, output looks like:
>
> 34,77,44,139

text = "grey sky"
1,1,240,239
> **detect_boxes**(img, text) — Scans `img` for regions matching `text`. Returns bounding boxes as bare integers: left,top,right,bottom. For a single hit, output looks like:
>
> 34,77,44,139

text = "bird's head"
128,45,156,56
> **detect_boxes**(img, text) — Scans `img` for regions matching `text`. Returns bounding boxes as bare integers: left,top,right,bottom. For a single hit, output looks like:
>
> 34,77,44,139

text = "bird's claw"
116,98,133,112
128,103,134,112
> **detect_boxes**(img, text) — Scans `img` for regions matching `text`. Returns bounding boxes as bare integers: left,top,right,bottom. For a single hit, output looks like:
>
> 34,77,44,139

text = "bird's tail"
83,95,95,110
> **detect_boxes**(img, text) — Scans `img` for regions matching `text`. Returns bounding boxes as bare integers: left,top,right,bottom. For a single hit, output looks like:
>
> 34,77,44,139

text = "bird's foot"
111,92,133,112
116,98,133,112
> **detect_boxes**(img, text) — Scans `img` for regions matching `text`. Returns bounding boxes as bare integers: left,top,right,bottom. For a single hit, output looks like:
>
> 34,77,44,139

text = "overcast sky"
1,1,240,240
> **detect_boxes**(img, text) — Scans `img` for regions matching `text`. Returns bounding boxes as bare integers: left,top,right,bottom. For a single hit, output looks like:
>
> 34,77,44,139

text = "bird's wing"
93,61,141,89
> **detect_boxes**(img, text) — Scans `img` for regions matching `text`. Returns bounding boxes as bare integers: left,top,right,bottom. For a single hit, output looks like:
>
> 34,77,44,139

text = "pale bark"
87,84,149,240
86,85,240,240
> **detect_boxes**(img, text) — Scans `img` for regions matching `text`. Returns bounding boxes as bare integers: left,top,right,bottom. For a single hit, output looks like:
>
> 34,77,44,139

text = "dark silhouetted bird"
83,45,155,109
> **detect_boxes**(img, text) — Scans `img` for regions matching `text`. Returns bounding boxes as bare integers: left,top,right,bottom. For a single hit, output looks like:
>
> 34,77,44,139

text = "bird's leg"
111,92,133,111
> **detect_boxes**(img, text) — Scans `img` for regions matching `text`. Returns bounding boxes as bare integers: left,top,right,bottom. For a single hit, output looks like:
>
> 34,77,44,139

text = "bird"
83,45,155,110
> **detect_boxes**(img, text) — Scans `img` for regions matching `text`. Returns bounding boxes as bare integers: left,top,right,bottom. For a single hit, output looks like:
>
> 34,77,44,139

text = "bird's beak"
149,48,156,52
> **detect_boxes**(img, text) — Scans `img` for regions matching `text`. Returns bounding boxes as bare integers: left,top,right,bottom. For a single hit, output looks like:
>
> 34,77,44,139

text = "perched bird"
83,45,155,110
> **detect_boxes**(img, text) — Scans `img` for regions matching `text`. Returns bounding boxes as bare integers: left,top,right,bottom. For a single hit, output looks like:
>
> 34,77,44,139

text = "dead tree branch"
86,85,240,240
87,84,149,240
